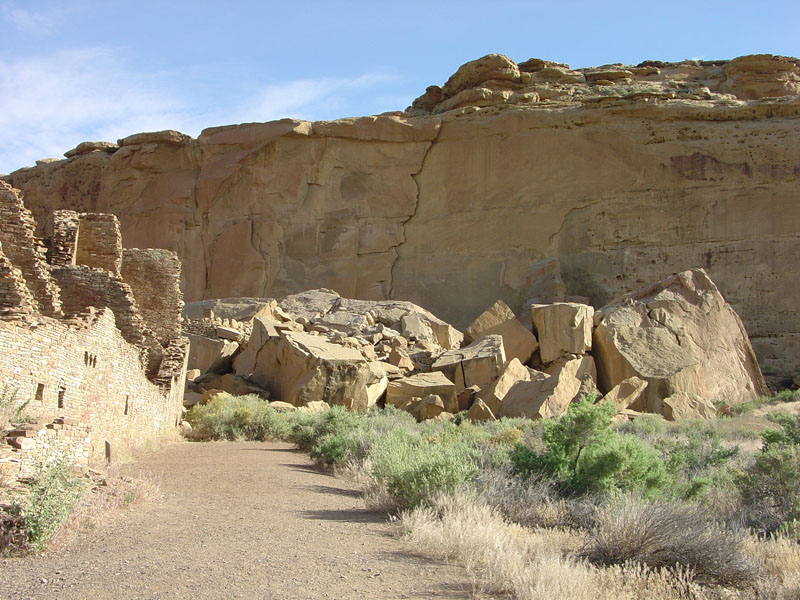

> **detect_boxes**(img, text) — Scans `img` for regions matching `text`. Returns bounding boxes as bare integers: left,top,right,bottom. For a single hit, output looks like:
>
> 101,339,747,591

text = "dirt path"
1,441,475,599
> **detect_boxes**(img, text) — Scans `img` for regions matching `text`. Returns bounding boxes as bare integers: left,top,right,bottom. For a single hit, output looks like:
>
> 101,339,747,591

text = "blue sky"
1,0,798,174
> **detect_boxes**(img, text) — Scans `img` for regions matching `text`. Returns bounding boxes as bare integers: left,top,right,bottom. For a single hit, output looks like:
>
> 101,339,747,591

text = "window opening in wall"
124,394,130,416
35,383,44,402
92,355,97,368
84,351,89,366
105,441,112,465
58,386,66,409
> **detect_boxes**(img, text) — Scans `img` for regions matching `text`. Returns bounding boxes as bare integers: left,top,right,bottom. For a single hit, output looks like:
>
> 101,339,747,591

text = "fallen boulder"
497,355,596,420
662,392,717,421
602,376,648,411
464,299,539,365
248,331,381,410
186,333,239,374
530,302,593,364
593,269,768,413
466,398,496,422
431,335,506,392
386,371,458,413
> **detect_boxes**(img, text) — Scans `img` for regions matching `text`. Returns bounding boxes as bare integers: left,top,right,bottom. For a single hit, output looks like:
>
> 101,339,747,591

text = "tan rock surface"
602,376,649,412
497,355,596,420
466,398,496,422
464,299,538,365
9,54,800,378
431,334,506,392
386,371,458,413
662,392,718,421
250,331,376,410
186,333,238,374
477,358,539,415
593,269,768,412
530,302,593,364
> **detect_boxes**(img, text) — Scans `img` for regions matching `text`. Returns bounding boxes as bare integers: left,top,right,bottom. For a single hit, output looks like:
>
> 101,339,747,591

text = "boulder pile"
182,268,768,423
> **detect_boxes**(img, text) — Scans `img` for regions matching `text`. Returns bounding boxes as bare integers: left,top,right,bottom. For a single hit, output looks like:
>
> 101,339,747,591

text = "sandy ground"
0,441,476,599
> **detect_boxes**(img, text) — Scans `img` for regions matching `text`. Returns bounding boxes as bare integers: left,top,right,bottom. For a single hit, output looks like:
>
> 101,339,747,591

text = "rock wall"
6,54,799,377
0,182,188,468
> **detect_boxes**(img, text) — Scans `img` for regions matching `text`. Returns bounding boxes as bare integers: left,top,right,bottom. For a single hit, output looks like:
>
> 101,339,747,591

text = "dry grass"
580,496,760,586
47,468,161,550
398,490,800,600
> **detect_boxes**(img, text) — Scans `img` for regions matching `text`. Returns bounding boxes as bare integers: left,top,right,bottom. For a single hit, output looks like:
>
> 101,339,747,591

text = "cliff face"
6,54,800,377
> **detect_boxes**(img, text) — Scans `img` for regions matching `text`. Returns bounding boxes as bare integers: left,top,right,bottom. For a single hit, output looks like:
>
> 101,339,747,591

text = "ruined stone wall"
74,213,123,275
1,418,90,478
0,241,37,316
0,182,61,316
121,248,183,345
0,309,183,466
6,55,800,378
49,209,80,267
51,265,147,347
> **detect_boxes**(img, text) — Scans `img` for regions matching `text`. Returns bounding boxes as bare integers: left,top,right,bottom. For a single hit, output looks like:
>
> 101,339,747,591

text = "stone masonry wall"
0,308,184,466
49,210,80,267
0,241,36,316
0,418,90,479
0,181,61,316
74,213,123,276
52,265,147,347
121,248,183,345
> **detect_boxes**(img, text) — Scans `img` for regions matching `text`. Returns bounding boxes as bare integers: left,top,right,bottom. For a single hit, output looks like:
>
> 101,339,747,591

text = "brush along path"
0,441,475,599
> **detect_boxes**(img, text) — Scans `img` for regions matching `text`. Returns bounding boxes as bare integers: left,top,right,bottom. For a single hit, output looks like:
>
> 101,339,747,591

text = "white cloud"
2,4,69,35
0,45,401,174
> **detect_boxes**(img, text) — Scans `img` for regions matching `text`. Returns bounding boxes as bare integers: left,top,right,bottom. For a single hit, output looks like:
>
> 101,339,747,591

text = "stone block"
386,371,458,413
431,334,506,392
530,302,593,364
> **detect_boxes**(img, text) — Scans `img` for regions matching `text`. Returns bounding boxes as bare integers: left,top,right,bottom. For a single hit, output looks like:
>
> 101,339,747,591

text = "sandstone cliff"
5,54,799,377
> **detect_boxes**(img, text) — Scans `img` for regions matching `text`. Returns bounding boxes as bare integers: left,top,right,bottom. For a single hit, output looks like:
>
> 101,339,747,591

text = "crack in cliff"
387,121,443,299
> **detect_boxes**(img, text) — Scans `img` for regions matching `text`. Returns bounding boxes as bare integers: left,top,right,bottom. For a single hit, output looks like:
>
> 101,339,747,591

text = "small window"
84,351,89,365
124,394,130,416
58,387,65,409
35,383,44,402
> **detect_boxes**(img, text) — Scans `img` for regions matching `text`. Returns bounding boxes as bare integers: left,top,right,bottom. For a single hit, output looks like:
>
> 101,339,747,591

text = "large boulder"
593,269,768,413
477,358,539,415
247,330,383,410
386,371,458,413
602,376,649,412
233,316,282,377
530,302,593,364
662,392,717,421
431,335,506,392
464,300,539,365
186,333,239,374
497,355,596,420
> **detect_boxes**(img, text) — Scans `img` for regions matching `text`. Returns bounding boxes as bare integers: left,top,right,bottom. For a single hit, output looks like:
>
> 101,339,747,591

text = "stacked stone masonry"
0,418,90,479
0,182,61,316
0,183,188,472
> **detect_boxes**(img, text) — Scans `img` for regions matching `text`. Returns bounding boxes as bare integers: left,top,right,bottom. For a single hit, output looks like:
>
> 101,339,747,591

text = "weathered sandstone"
7,54,799,379
593,269,768,412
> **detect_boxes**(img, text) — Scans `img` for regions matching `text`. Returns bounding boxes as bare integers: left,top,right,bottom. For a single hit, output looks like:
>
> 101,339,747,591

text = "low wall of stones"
0,418,90,479
0,308,185,467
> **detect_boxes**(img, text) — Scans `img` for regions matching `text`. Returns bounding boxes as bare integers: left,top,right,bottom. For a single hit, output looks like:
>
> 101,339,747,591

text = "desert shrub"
582,495,760,586
732,389,800,416
473,466,572,529
657,423,739,500
511,397,670,497
20,456,85,553
0,385,30,428
369,428,478,510
739,412,800,536
187,393,291,441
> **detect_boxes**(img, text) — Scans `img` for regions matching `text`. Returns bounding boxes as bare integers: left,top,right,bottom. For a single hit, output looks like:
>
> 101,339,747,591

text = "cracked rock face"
6,54,800,378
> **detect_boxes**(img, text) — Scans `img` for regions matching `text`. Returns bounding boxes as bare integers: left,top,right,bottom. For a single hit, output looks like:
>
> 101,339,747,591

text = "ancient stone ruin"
0,181,188,479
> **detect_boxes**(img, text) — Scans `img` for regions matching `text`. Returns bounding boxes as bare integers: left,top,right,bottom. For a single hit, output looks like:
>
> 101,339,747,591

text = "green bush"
739,412,800,536
21,456,85,553
511,396,669,497
187,393,291,441
369,428,479,510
